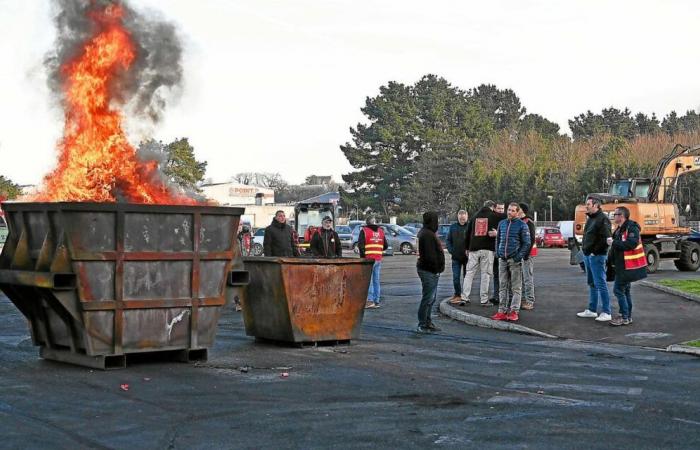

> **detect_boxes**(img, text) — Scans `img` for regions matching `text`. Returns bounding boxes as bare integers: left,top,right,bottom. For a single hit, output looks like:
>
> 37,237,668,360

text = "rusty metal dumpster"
240,257,374,344
0,202,248,369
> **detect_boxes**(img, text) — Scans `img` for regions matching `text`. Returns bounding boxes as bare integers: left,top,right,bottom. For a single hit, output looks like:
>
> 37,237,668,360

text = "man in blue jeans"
416,211,445,332
608,206,647,326
359,216,388,308
446,210,469,305
577,197,613,321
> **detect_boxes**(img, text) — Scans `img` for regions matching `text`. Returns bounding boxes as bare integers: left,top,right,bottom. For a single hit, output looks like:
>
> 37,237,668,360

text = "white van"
557,220,574,240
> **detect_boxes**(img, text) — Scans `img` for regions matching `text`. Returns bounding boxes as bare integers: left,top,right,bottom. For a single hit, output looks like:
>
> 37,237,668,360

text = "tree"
0,175,21,199
634,112,661,135
341,80,419,217
232,172,288,190
341,74,492,217
469,84,525,130
164,138,207,191
518,113,561,138
138,138,207,192
569,107,638,140
303,175,332,186
662,110,700,135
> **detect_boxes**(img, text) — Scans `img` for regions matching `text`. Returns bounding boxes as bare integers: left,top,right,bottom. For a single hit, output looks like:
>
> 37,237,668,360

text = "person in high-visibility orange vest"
607,206,647,326
358,216,388,309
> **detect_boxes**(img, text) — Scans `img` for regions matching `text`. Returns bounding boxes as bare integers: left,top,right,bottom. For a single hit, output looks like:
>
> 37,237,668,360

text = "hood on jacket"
422,211,439,232
271,218,287,228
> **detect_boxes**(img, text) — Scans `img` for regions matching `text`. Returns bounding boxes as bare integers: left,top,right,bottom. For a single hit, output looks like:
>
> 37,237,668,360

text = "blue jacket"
496,218,531,261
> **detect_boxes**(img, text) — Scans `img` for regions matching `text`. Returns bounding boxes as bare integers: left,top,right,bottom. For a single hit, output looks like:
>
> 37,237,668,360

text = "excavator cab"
607,178,651,199
294,202,335,254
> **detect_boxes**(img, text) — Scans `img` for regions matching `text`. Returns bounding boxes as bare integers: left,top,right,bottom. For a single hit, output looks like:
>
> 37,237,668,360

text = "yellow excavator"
572,144,700,273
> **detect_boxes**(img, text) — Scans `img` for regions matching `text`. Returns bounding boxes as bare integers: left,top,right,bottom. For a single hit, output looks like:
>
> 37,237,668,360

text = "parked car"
251,228,265,256
535,227,567,248
335,225,353,249
347,220,366,230
404,222,423,230
351,224,422,255
436,223,452,249
0,215,7,252
402,225,420,235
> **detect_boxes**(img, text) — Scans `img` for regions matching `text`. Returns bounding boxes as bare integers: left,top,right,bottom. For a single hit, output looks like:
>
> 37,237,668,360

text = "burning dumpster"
0,202,248,369
240,257,373,344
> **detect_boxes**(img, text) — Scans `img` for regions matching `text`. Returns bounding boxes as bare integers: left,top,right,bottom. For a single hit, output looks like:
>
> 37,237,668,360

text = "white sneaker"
576,309,598,318
595,313,612,322
460,294,470,303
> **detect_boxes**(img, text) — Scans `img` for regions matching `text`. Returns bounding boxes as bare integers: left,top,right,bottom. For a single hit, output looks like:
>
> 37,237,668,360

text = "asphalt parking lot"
447,248,700,347
1,250,699,449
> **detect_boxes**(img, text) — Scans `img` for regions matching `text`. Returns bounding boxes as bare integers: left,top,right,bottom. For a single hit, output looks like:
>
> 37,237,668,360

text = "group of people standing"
261,211,389,310
576,197,646,326
415,200,536,332
259,198,645,333
262,210,344,259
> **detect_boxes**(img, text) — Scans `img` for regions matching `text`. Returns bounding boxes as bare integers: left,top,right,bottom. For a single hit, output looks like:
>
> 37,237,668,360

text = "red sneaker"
506,311,519,322
491,312,508,321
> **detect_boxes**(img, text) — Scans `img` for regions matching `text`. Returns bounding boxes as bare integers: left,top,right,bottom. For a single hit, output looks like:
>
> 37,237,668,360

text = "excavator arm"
648,144,700,203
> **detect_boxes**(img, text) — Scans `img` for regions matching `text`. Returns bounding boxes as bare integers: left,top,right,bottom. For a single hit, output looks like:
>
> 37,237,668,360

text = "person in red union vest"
359,216,388,309
608,206,647,326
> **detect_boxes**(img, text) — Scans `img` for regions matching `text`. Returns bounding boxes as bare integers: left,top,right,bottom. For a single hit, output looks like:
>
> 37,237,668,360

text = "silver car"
351,224,417,255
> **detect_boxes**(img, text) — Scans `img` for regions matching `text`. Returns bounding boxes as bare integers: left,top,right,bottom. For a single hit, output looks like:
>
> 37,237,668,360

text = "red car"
535,227,567,248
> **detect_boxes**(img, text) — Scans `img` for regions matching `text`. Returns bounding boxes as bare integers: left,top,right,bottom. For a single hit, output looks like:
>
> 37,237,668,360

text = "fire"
32,3,197,204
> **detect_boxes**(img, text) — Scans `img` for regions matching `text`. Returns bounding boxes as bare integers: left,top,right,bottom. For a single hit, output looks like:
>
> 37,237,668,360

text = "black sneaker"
426,322,442,332
488,298,499,305
416,325,430,333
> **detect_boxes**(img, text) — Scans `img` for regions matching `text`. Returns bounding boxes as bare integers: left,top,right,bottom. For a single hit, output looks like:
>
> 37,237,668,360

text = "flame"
32,3,197,204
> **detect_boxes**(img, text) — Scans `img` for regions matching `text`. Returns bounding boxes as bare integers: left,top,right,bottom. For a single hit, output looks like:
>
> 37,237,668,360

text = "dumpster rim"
0,201,245,216
243,256,375,266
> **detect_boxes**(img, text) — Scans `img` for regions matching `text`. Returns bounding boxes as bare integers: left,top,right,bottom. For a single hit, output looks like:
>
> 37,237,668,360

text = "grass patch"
684,340,700,348
658,279,700,295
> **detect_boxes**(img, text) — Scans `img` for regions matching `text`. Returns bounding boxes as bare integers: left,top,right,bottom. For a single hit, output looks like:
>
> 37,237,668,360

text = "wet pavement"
1,251,699,449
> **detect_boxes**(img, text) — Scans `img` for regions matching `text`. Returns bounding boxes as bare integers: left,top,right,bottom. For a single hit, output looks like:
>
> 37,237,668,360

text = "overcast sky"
1,0,700,186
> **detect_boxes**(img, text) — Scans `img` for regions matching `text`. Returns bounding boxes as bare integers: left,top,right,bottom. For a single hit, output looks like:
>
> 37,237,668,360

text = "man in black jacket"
462,200,502,306
519,203,537,310
446,210,469,304
311,216,343,258
489,202,508,304
263,210,300,257
576,197,613,321
416,211,445,333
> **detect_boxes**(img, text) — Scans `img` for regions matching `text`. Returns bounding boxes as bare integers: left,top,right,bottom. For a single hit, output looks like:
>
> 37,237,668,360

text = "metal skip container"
0,202,249,369
240,257,374,344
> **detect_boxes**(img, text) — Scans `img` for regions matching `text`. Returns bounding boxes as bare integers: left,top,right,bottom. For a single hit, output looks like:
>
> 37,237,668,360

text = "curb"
438,299,558,339
666,344,700,357
640,281,700,303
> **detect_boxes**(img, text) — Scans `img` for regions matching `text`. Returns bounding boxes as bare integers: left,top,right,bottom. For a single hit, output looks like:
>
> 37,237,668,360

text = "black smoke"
44,0,183,124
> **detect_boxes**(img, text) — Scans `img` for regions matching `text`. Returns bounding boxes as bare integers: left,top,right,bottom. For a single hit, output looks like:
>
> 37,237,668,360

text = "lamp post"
547,195,553,222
